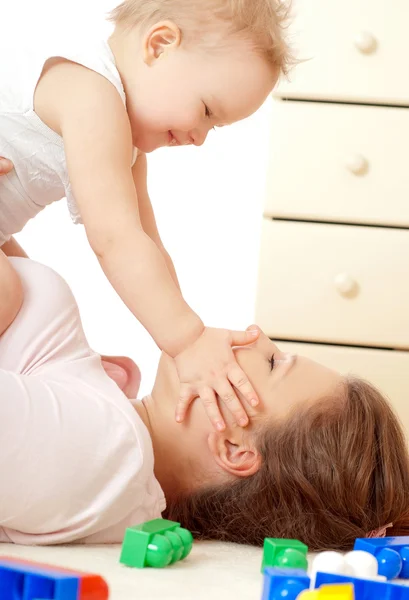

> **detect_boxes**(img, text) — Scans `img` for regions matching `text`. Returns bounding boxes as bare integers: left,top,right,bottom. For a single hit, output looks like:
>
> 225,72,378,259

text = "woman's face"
230,326,343,423
155,325,342,425
148,326,343,495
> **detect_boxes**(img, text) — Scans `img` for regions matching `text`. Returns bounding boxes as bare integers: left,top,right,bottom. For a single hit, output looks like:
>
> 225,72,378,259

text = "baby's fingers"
0,157,13,174
215,380,249,428
199,386,226,431
228,364,259,408
175,385,196,423
176,386,226,431
230,327,260,347
176,385,225,430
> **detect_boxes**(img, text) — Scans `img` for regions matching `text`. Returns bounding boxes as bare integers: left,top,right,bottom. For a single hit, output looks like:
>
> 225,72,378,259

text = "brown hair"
109,0,293,75
165,377,409,551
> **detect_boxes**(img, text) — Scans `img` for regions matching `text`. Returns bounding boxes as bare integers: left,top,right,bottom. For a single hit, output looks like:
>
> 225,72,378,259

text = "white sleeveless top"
0,3,137,245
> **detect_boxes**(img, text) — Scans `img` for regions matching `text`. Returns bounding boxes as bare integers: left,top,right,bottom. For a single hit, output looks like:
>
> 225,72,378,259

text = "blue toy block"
315,571,409,600
354,536,409,580
262,567,310,600
0,562,79,600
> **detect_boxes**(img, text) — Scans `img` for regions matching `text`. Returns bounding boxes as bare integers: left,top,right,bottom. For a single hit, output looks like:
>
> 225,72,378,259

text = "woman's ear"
101,356,141,399
207,432,262,478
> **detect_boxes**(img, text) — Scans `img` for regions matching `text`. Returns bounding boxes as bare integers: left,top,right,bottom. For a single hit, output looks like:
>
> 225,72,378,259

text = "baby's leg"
0,248,23,336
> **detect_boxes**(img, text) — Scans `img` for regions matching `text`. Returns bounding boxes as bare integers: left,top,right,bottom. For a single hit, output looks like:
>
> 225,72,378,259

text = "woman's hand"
0,157,13,174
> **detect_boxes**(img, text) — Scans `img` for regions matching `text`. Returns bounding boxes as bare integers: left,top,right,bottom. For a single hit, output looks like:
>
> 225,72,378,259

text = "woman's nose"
190,127,209,147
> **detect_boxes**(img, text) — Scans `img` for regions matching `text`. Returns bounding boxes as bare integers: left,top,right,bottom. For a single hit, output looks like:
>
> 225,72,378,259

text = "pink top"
0,258,165,545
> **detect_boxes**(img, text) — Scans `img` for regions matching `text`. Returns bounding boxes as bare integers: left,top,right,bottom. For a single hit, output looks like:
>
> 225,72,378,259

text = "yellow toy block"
297,583,354,599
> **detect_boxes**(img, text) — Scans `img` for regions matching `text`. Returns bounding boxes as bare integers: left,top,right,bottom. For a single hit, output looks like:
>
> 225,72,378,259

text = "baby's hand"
174,327,260,431
0,157,14,175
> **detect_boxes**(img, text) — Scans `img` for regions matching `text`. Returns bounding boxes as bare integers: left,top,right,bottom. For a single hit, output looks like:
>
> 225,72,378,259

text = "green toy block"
120,518,194,568
261,538,308,573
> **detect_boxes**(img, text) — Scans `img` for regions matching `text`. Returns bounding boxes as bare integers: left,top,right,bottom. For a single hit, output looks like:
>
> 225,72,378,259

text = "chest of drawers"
256,0,409,434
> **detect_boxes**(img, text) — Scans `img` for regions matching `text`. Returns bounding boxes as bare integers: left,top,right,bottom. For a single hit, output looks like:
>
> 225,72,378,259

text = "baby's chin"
132,133,167,153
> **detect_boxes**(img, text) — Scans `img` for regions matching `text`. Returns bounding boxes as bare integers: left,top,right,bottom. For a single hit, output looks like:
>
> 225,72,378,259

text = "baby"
0,0,290,431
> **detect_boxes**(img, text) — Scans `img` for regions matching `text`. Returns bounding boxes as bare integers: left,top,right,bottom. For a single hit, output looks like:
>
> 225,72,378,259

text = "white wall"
17,102,273,396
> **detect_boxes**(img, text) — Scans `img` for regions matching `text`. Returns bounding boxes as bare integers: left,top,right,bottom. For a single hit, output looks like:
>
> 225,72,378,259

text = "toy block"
298,584,354,599
261,567,310,600
261,538,308,573
315,571,409,600
120,518,194,568
0,556,109,600
311,550,379,585
0,563,78,600
354,536,409,580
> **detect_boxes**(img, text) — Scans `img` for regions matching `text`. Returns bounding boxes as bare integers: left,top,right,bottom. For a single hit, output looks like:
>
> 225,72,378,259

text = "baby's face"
117,23,277,152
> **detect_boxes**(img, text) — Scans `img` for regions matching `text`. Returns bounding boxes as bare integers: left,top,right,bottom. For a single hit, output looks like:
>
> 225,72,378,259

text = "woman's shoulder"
0,348,161,545
0,258,164,545
9,257,76,318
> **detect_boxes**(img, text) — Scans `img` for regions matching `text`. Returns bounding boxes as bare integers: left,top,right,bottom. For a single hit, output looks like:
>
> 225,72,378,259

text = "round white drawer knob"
346,154,369,176
334,273,357,295
355,32,378,54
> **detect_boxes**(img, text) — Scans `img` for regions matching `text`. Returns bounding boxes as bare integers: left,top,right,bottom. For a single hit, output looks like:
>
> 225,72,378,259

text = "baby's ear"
101,355,141,399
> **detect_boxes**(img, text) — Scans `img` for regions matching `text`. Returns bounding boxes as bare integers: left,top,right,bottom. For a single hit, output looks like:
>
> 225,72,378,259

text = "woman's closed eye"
270,353,297,374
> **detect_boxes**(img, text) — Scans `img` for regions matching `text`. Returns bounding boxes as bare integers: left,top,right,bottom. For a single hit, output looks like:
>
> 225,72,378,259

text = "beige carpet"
0,541,265,599
2,542,407,598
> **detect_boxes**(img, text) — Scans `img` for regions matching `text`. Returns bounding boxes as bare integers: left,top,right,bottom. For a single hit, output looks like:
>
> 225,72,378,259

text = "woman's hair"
109,0,293,75
165,377,409,551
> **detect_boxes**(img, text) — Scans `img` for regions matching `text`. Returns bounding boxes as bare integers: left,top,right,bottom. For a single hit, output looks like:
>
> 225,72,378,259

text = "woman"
0,160,409,551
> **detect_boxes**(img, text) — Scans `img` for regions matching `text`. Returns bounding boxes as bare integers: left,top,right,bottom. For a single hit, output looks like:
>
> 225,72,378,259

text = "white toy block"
310,550,385,588
344,550,378,579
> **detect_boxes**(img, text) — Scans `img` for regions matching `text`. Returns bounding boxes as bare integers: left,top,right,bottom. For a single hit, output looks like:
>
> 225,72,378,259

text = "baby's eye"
204,104,212,118
269,354,275,371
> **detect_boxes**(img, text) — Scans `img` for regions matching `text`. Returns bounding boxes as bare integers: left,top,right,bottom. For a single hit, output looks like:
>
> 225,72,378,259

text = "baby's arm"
35,60,202,357
35,61,260,430
132,152,180,291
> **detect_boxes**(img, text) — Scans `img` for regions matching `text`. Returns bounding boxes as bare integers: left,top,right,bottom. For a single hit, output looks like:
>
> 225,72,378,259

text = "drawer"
277,340,409,438
277,0,409,105
255,220,409,349
265,100,409,227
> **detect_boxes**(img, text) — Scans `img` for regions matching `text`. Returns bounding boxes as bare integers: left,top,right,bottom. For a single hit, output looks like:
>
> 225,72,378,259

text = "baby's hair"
109,0,293,75
165,377,409,551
